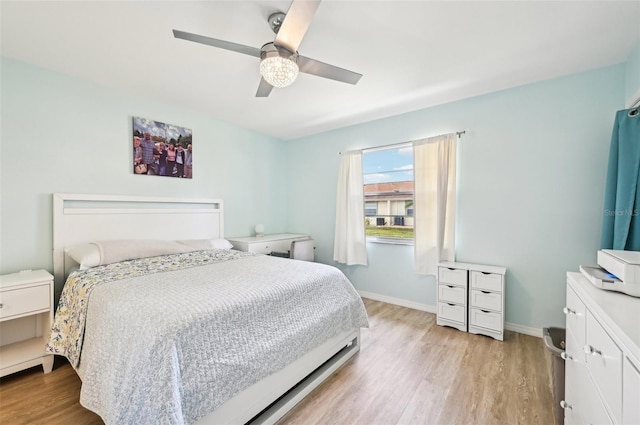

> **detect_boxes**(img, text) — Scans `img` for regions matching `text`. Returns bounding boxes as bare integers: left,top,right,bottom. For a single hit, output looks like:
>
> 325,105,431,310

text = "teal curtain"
601,108,640,250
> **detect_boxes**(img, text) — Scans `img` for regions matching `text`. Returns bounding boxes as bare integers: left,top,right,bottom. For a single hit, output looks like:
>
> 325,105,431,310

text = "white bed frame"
52,193,360,424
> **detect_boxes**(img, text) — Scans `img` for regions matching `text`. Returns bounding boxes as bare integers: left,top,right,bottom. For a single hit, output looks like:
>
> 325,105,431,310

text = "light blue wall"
286,64,626,330
1,54,634,332
625,43,640,105
0,58,289,284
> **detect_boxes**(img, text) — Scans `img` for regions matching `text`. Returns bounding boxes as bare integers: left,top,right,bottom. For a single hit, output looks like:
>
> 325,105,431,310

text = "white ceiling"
1,1,639,140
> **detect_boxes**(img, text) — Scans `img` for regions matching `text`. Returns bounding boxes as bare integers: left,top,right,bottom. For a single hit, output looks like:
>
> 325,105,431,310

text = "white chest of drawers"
437,262,506,341
437,266,468,332
227,234,310,255
0,269,54,377
563,272,640,425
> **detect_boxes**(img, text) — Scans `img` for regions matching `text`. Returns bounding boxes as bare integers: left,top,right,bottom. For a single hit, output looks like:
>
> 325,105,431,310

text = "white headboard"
52,193,224,292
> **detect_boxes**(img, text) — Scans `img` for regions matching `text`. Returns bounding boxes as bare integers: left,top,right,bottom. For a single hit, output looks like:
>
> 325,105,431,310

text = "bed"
47,193,368,425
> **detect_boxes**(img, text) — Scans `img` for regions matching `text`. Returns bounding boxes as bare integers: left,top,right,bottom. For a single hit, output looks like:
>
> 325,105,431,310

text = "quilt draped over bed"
47,250,368,425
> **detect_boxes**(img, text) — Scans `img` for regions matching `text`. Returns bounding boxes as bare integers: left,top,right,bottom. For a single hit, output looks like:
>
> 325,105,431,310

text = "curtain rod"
338,130,466,155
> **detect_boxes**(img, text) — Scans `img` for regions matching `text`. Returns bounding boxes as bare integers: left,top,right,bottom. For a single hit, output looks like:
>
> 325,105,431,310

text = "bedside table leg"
42,354,54,373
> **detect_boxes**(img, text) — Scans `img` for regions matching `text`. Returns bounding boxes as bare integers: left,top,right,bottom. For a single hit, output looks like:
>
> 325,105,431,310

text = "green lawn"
365,226,414,239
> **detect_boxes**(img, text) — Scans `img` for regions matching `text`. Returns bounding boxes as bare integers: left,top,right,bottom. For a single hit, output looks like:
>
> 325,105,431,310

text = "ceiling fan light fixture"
259,46,299,88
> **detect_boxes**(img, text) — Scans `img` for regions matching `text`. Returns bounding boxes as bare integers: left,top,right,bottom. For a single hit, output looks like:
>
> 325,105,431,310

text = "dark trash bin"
543,327,566,425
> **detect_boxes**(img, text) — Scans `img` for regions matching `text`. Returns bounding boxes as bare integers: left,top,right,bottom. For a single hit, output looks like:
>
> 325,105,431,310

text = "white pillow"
95,240,194,266
177,239,215,250
65,239,234,269
179,238,233,250
210,238,233,250
64,243,101,270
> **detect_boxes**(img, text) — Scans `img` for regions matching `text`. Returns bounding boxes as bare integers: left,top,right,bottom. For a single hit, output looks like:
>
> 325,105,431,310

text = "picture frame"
132,116,192,178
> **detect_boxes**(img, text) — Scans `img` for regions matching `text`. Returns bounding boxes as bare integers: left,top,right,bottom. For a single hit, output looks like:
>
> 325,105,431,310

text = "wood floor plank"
279,300,556,425
0,358,103,425
397,327,470,424
0,299,556,425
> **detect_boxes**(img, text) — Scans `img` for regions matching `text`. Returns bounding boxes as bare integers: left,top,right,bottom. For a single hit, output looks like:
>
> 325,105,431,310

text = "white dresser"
0,269,54,377
563,272,640,425
437,262,506,341
227,233,310,255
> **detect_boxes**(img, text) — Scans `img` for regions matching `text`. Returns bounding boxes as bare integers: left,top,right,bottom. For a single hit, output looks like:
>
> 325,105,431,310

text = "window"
362,143,414,243
364,202,378,217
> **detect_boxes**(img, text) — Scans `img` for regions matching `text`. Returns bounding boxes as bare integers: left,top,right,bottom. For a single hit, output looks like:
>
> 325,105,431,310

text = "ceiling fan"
172,0,362,98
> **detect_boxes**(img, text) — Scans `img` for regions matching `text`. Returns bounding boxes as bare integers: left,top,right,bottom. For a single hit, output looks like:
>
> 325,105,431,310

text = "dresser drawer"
0,284,50,321
438,267,467,287
437,302,465,323
470,271,502,292
438,284,466,305
564,324,587,424
563,347,587,425
623,357,640,424
564,354,613,425
565,326,584,367
469,308,503,332
470,289,501,312
565,286,586,361
585,310,622,423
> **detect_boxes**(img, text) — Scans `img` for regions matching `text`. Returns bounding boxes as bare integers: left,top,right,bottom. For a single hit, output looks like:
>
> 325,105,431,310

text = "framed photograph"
132,116,192,178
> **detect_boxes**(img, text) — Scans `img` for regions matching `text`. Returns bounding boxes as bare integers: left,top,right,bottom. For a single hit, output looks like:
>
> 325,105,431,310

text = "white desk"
227,234,310,255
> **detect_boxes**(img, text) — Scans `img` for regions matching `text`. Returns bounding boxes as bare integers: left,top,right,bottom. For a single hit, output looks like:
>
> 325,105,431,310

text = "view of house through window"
362,143,414,242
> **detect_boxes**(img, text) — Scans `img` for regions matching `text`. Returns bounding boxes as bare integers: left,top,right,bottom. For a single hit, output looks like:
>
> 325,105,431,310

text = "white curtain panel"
333,150,367,266
413,133,457,274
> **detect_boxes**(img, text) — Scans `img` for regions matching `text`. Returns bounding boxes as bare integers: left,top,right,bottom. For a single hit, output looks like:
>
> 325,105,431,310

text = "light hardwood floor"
0,299,556,425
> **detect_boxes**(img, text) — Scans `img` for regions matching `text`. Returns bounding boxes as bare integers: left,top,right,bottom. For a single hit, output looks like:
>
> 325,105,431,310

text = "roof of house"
364,181,413,201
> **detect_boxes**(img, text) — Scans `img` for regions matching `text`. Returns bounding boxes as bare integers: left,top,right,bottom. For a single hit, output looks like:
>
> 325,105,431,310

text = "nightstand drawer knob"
0,303,3,308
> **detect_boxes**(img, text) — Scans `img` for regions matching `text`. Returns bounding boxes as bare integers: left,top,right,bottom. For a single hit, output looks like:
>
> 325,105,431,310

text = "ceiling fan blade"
298,56,362,85
274,0,321,53
173,29,261,58
256,77,274,97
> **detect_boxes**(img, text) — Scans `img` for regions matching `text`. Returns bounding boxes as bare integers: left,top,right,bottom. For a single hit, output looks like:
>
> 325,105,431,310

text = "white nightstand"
227,233,310,255
0,269,54,377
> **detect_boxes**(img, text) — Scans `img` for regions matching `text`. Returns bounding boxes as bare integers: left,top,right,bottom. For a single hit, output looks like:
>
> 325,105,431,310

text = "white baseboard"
357,290,542,338
504,322,542,338
357,290,436,314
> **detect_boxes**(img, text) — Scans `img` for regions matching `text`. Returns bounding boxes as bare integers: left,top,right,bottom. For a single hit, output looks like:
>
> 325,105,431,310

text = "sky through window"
363,144,413,184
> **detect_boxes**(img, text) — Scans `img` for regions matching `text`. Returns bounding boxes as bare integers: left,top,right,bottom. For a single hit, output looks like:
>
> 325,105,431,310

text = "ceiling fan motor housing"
260,42,298,62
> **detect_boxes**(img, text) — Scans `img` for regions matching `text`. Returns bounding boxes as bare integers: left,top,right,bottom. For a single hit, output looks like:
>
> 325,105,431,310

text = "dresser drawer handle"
481,309,491,313
447,303,455,306
560,351,572,361
447,285,455,288
583,345,602,356
560,400,572,410
481,290,491,294
481,271,491,275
